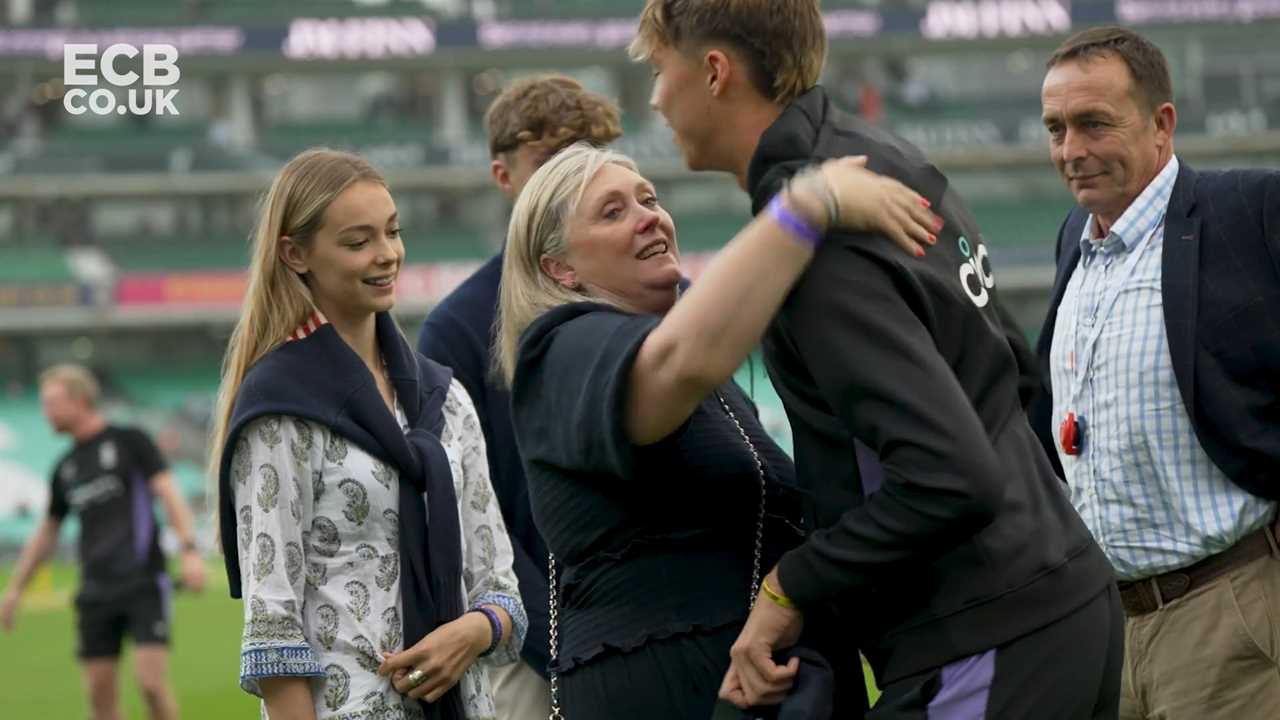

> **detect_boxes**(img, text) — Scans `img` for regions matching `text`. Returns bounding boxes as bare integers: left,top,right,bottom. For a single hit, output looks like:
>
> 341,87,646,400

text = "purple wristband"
766,193,823,248
471,606,502,657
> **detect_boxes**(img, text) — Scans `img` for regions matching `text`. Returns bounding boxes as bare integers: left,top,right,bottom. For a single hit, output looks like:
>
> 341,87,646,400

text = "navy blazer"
1030,161,1280,500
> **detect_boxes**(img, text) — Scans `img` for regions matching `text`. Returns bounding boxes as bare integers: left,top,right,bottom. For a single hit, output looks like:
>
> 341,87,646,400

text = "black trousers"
868,583,1124,720
559,623,740,720
560,611,871,720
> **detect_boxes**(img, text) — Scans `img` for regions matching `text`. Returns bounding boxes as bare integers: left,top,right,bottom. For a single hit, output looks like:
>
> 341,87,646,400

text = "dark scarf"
217,312,465,720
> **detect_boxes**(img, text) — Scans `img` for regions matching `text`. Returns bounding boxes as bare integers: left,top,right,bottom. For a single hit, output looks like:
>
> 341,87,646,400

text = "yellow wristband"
760,576,797,610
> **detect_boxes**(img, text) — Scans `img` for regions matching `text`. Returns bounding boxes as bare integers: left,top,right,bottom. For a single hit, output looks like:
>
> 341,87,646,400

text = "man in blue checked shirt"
1031,25,1280,719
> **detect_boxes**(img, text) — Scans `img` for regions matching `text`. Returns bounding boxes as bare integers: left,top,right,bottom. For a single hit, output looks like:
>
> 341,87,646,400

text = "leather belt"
1117,516,1280,617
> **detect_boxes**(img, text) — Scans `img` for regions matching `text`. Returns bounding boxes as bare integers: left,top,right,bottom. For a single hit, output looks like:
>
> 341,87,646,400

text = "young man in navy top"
415,75,622,718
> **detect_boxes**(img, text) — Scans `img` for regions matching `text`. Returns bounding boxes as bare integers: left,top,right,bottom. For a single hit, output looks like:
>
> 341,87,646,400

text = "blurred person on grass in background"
631,1,1122,716
1,363,206,720
416,74,622,720
498,142,936,719
211,148,524,720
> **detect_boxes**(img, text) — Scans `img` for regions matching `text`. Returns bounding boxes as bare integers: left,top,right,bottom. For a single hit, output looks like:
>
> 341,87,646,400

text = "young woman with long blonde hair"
211,149,525,720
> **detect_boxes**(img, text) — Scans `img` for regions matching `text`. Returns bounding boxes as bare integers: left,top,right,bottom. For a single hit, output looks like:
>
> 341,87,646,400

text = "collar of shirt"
1079,155,1181,267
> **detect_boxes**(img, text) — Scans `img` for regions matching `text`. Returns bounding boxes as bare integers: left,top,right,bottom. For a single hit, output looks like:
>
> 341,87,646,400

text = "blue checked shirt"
1049,156,1275,580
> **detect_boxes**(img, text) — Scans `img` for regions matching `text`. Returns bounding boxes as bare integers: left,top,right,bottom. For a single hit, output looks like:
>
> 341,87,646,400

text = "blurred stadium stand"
2,0,1279,553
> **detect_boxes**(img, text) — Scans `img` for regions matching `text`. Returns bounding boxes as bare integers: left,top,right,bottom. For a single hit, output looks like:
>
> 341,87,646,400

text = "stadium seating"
0,243,77,284
75,0,444,27
498,0,893,19
21,123,211,175
81,196,1070,280
257,121,434,160
0,396,72,544
68,0,900,25
101,235,252,273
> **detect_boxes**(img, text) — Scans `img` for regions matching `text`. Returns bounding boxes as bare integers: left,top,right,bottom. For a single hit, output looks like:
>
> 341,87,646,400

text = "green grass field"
0,560,258,719
1,561,878,717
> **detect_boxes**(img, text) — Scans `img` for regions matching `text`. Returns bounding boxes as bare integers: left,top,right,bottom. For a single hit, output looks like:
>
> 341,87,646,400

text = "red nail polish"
915,246,925,257
920,198,931,208
934,218,945,232
927,233,937,244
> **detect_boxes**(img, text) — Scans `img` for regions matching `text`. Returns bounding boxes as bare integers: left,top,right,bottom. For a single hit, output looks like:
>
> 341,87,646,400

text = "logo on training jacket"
957,235,996,307
99,440,117,470
66,474,124,511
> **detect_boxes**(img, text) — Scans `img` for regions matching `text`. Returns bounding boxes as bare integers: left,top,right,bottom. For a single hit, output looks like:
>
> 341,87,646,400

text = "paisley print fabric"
233,380,525,720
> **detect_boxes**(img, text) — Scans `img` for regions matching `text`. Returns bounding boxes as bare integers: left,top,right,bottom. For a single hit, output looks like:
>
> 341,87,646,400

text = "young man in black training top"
632,2,1121,717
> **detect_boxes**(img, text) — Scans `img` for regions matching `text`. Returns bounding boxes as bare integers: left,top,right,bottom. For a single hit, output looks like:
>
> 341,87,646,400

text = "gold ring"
406,669,426,688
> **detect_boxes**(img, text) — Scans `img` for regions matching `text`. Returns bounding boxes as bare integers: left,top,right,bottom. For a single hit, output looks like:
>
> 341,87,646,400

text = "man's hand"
180,549,207,593
719,569,805,708
0,590,19,632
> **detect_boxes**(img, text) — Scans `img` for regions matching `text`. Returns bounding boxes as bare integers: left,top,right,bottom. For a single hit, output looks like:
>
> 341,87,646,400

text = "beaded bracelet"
471,606,503,657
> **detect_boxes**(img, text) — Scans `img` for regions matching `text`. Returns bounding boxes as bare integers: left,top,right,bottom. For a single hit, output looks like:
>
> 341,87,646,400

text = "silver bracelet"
785,166,838,232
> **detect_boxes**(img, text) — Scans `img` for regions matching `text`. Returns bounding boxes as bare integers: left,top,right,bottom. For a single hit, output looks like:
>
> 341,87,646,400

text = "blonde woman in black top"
497,143,936,719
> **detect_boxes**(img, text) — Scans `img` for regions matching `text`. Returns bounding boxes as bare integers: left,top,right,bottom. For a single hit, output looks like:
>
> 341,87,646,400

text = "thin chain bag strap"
548,551,564,720
714,391,768,608
546,393,767,720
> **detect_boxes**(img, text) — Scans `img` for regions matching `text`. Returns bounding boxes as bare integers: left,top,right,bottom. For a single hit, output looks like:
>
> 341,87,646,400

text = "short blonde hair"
39,363,101,407
495,142,639,385
629,0,826,106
